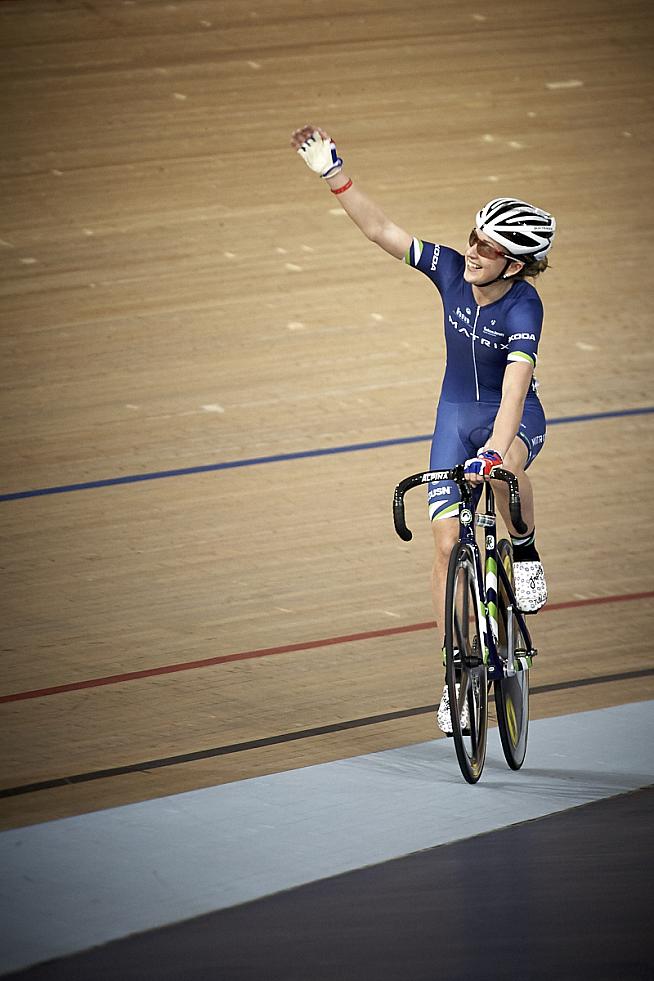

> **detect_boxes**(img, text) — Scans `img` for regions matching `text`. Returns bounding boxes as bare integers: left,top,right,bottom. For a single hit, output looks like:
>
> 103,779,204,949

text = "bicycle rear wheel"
444,543,488,784
494,539,529,770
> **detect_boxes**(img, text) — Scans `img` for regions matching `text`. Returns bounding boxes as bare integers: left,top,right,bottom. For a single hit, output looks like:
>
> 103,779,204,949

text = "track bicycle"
393,465,537,784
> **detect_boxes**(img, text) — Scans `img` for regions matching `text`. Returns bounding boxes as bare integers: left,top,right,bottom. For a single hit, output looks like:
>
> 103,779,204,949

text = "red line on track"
2,591,652,705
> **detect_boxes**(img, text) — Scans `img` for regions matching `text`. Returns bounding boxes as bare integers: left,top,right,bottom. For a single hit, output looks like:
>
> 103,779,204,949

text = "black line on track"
2,666,653,799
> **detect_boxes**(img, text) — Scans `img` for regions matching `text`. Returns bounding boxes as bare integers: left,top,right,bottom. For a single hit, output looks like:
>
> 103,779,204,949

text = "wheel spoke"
453,609,466,659
468,673,480,752
457,674,469,717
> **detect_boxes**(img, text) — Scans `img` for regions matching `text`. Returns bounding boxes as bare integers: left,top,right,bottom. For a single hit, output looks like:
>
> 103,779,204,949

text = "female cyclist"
291,125,556,733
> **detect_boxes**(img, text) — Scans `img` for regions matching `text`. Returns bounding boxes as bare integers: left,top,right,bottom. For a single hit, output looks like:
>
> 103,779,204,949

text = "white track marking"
546,79,583,89
201,404,225,413
285,263,302,272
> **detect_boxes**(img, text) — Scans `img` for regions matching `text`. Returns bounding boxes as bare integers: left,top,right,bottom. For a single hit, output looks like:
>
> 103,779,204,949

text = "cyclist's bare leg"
430,515,459,632
432,512,469,733
492,437,548,610
492,437,534,535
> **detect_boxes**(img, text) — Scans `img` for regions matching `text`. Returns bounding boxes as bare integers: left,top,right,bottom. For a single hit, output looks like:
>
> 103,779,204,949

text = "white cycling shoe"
437,684,470,735
514,560,548,613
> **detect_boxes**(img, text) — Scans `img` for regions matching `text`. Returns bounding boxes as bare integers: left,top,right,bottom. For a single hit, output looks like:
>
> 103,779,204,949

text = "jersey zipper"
472,305,481,401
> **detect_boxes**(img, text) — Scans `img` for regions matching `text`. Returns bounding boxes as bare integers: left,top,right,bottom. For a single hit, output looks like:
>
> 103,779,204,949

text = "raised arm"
290,125,412,261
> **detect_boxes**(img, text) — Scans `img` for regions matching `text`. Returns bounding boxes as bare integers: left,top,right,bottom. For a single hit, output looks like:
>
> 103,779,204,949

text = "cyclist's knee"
503,438,529,477
431,516,459,560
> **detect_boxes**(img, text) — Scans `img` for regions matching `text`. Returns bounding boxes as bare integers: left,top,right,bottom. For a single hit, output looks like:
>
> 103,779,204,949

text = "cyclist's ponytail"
513,256,549,280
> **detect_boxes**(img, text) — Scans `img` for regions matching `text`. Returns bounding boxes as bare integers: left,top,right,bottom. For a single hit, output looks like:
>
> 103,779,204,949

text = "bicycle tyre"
444,542,488,784
494,539,529,770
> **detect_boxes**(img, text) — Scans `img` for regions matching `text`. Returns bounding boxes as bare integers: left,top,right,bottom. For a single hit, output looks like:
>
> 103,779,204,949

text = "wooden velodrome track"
1,0,653,833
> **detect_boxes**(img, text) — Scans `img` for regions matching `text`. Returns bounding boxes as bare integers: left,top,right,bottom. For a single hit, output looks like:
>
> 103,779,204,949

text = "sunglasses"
468,228,512,262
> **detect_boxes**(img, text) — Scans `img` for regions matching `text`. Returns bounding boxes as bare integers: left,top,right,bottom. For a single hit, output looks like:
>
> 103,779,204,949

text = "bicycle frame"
392,464,537,680
460,478,536,680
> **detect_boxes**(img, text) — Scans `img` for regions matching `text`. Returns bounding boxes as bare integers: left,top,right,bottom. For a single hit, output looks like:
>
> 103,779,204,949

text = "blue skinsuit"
403,239,546,520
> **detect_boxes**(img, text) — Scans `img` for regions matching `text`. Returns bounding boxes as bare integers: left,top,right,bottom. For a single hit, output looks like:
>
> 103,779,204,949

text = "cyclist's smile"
464,253,505,285
464,231,506,281
463,228,524,294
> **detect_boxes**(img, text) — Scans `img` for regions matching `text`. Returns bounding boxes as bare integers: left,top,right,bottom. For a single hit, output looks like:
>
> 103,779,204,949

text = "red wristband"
331,178,353,195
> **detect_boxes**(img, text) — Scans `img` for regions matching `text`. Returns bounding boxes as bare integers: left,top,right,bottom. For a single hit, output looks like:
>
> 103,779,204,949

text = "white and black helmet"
476,198,556,261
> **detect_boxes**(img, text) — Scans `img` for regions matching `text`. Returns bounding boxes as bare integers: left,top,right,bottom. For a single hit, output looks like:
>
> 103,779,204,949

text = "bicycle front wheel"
494,539,529,770
444,543,488,784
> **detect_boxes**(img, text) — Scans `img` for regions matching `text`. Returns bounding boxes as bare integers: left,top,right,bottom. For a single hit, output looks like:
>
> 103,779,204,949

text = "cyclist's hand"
291,125,343,179
464,449,503,483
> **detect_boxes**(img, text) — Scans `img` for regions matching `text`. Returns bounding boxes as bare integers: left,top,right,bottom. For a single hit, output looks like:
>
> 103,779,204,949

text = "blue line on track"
2,406,652,503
